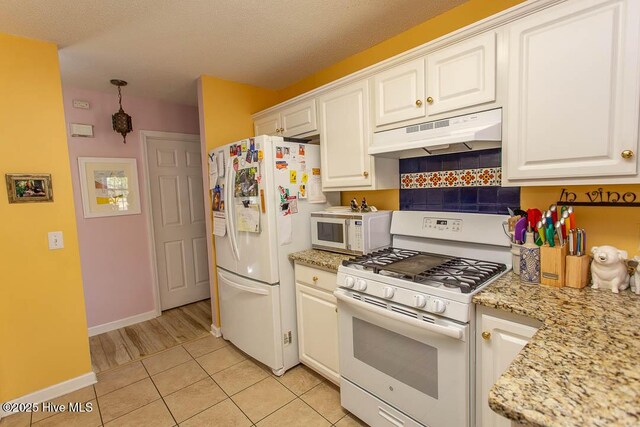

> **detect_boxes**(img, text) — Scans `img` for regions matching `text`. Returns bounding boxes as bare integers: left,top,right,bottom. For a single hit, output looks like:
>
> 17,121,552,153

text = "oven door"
335,289,470,427
311,216,349,252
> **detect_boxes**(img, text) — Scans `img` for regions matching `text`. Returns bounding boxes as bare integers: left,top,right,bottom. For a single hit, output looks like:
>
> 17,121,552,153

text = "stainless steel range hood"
369,108,502,159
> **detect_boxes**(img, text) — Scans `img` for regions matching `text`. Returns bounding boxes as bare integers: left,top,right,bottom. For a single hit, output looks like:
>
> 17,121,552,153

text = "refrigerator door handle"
219,271,269,295
225,158,240,261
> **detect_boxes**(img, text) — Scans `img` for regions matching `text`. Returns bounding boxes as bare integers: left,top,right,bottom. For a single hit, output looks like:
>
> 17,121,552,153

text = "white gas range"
335,211,511,427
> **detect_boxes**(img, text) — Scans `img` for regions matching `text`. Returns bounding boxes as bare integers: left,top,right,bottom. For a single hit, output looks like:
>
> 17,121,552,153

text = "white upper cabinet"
504,0,640,183
254,98,318,137
280,99,318,137
254,112,280,137
319,80,373,189
372,32,497,129
426,31,496,116
373,58,426,127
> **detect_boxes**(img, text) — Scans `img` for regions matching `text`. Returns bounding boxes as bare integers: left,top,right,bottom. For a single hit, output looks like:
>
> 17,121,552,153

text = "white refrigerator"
212,135,338,375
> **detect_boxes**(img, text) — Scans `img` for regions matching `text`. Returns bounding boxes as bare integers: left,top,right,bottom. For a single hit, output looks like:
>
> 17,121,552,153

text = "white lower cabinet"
294,263,340,384
476,306,541,427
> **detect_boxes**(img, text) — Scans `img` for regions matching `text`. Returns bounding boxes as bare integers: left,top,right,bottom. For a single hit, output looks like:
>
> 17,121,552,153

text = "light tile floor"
0,335,369,426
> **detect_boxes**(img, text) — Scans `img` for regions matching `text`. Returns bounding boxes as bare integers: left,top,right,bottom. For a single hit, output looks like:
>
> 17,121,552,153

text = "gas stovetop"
342,247,507,294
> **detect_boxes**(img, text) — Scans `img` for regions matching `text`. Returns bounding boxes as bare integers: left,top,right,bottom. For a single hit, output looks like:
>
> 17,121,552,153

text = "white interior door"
147,134,211,310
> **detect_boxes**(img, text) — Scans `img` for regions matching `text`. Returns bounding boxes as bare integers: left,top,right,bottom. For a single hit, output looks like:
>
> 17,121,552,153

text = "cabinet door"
254,113,280,137
479,312,538,427
505,0,640,181
318,80,372,188
373,58,426,127
426,31,496,116
295,282,339,384
281,99,317,137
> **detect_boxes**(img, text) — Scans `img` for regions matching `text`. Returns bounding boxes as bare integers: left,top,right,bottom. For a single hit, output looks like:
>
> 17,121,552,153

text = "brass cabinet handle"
312,276,318,282
363,171,369,177
621,150,634,159
335,307,338,313
415,99,423,107
426,96,434,104
482,331,491,340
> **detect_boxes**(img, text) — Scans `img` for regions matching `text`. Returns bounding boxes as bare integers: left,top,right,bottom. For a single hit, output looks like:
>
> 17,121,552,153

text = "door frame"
140,130,205,316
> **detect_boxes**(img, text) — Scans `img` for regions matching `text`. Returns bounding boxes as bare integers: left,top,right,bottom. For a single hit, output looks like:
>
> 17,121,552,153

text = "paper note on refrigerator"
213,211,226,236
278,213,292,245
236,203,260,233
208,150,218,189
308,172,326,204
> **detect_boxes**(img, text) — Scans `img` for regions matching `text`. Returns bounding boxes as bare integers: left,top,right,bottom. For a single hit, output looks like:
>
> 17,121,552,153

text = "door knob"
621,150,634,159
426,96,434,104
312,276,318,282
363,171,369,177
482,331,491,340
415,99,423,107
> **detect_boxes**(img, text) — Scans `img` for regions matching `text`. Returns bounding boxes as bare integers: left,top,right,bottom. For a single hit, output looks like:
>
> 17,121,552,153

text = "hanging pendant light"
110,79,133,143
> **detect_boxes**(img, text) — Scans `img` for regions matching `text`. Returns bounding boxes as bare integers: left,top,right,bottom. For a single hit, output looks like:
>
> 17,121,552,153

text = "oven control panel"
423,217,462,232
336,272,472,323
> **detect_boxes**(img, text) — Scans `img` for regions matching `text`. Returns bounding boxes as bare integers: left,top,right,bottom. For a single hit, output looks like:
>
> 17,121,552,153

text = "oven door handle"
334,291,464,340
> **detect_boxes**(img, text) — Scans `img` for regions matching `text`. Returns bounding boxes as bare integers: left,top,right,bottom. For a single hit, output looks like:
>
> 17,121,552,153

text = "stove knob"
414,295,426,308
382,287,395,299
428,298,446,314
344,276,355,288
356,279,367,291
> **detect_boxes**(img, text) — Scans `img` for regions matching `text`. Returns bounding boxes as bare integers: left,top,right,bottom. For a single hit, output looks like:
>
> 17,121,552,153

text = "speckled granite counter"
288,249,354,272
473,272,640,427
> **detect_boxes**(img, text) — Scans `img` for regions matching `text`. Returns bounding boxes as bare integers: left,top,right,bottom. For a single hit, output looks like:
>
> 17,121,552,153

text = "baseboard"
88,309,158,337
0,371,97,419
211,324,222,338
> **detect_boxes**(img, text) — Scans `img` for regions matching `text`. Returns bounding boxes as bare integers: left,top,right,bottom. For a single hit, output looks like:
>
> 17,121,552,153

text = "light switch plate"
48,231,64,250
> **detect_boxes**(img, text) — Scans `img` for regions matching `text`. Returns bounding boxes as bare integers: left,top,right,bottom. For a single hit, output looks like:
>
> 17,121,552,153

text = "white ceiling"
0,0,467,105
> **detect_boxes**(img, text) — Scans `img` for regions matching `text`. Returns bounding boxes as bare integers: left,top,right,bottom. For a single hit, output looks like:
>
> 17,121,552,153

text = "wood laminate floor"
89,299,212,373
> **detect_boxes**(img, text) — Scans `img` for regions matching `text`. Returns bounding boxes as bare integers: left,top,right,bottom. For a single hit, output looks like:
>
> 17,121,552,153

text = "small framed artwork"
78,157,141,218
5,174,54,203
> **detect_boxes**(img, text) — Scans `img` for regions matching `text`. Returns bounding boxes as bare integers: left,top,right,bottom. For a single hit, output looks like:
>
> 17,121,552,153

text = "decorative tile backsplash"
401,167,501,189
399,149,520,214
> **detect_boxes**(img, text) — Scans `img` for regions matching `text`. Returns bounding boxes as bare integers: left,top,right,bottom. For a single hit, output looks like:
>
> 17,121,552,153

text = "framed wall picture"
78,157,141,218
5,173,53,203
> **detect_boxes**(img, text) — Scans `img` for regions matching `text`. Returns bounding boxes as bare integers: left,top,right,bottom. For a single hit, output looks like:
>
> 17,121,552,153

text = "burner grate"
342,247,506,293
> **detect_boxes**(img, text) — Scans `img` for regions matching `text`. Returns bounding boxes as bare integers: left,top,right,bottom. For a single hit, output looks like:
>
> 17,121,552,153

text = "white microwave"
310,210,392,255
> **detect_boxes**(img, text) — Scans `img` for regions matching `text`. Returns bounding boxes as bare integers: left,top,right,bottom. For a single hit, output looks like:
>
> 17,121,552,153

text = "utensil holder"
540,244,568,287
565,255,590,289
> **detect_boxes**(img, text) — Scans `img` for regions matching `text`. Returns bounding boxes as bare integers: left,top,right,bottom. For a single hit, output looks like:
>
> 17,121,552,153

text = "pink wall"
62,87,199,328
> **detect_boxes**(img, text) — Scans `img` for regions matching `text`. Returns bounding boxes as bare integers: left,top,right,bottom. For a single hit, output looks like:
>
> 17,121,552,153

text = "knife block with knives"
540,244,568,287
565,255,590,288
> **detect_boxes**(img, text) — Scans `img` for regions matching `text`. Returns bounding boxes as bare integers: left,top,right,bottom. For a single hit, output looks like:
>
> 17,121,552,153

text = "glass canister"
520,232,540,284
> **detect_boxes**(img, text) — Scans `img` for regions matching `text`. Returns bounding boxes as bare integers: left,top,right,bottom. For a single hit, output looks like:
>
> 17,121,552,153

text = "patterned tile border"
400,167,501,189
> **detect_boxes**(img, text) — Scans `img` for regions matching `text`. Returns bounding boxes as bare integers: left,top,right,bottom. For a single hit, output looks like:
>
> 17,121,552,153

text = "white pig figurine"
591,246,629,293
630,256,640,295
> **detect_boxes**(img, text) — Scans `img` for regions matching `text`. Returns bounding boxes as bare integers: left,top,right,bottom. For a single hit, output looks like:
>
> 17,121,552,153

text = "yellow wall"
0,34,91,401
199,76,278,150
521,185,640,257
198,76,278,324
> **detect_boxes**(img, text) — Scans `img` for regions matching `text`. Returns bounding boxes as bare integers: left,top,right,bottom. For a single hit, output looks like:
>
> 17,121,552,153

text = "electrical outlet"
48,231,64,250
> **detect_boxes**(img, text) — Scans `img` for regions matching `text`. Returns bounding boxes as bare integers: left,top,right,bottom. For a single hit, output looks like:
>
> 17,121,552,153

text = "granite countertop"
473,273,640,427
288,249,354,272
